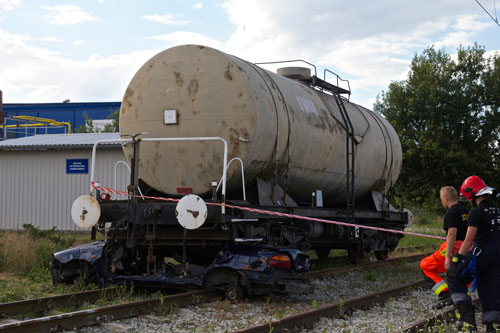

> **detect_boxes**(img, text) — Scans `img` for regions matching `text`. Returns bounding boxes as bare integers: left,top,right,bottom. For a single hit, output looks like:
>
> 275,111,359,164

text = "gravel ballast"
75,260,474,333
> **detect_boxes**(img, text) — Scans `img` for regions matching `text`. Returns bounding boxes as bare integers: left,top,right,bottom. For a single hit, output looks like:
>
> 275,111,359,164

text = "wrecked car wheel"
225,286,244,303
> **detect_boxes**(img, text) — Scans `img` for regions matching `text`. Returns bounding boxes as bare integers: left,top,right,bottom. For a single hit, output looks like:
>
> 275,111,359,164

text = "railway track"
0,251,428,332
0,289,222,332
309,245,431,267
0,287,120,318
308,252,429,279
237,279,427,333
399,297,480,333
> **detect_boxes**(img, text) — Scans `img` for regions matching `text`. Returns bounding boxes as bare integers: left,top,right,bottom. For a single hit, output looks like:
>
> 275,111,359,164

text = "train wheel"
225,286,244,303
314,248,331,259
374,250,389,261
347,247,363,264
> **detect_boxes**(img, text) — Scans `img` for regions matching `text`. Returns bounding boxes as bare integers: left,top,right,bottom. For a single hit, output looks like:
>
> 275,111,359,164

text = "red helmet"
460,175,494,201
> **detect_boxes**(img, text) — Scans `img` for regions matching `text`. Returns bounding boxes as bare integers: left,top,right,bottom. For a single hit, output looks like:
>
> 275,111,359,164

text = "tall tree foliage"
76,110,119,133
374,45,500,208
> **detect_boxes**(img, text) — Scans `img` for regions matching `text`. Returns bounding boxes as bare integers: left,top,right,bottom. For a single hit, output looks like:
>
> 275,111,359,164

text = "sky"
0,0,499,109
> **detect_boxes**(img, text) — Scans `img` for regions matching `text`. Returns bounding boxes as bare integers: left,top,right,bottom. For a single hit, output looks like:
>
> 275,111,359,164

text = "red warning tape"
91,182,446,240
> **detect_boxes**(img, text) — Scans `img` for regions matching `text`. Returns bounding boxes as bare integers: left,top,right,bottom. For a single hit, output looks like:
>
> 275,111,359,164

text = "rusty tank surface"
120,45,402,204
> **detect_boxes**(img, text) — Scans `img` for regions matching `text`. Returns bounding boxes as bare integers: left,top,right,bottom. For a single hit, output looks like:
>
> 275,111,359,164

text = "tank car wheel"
347,247,364,265
374,250,389,261
225,286,244,303
314,248,331,259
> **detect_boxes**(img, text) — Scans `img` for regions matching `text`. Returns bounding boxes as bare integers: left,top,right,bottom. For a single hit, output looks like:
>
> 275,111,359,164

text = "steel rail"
237,280,427,333
0,289,222,332
0,287,120,318
399,297,480,333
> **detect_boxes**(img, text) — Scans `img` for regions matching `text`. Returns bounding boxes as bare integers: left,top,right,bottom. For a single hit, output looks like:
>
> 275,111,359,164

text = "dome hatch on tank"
277,67,312,80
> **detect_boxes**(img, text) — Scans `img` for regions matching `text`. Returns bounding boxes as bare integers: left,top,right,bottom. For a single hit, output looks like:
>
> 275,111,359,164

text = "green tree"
374,45,500,209
76,110,119,133
76,112,96,133
103,110,119,132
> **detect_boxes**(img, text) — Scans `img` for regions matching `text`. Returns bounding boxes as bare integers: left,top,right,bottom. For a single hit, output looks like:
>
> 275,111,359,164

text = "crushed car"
51,240,314,301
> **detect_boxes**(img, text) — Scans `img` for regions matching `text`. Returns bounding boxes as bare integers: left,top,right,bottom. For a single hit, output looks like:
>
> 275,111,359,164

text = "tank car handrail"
323,68,351,97
216,157,246,201
91,139,133,194
113,161,144,200
255,59,318,77
91,137,229,213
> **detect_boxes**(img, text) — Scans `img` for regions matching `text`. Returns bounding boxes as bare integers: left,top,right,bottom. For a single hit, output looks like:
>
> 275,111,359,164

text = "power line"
474,0,500,27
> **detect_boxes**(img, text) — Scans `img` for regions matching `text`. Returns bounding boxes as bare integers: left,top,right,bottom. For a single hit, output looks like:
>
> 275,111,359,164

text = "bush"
411,207,443,227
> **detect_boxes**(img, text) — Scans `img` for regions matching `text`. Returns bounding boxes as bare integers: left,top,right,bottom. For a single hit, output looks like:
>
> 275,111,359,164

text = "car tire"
225,285,244,303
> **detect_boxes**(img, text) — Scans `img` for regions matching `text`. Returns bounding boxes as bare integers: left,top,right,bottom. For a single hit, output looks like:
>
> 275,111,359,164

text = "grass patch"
0,225,97,302
397,234,442,250
0,272,73,303
410,207,443,228
0,225,79,276
397,207,445,250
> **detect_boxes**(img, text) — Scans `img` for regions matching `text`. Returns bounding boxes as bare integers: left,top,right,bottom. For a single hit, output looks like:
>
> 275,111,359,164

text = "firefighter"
419,186,469,309
447,175,500,332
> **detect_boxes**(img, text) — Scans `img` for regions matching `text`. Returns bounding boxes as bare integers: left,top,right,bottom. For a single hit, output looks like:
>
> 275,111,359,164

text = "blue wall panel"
2,102,121,138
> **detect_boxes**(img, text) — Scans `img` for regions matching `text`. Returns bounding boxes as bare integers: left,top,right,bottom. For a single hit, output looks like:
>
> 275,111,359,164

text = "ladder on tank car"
333,92,356,226
310,68,356,226
254,60,356,226
314,68,355,226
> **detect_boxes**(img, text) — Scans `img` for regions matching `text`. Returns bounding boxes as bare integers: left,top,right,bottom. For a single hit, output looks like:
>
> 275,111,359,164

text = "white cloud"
433,15,492,49
0,0,20,12
43,5,99,25
0,28,158,103
39,36,62,42
1,0,498,110
151,31,223,49
485,50,500,58
220,0,497,108
142,14,188,25
453,14,492,32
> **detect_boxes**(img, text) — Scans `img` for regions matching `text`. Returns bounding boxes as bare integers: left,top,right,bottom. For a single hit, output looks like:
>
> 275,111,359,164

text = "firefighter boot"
456,302,477,331
432,290,453,309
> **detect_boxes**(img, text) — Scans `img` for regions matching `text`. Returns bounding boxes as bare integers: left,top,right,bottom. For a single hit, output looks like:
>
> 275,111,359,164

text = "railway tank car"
120,45,402,204
83,45,410,281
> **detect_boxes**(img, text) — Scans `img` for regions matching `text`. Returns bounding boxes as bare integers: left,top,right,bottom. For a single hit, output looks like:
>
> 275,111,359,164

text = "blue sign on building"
66,159,89,174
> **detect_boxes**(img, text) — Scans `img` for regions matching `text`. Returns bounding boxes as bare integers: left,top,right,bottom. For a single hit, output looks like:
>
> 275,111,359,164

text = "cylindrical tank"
120,45,402,204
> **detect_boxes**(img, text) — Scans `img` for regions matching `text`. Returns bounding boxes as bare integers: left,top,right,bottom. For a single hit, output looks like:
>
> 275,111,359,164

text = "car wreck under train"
52,45,411,298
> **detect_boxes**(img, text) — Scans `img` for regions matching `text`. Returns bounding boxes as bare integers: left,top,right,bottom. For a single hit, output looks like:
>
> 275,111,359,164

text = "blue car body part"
51,241,314,296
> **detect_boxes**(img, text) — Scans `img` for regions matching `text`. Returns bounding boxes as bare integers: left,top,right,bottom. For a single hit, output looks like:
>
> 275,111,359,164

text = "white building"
0,133,129,231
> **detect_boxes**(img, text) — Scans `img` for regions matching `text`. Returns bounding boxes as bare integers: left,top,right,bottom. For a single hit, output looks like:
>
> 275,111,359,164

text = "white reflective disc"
71,195,101,229
175,195,208,230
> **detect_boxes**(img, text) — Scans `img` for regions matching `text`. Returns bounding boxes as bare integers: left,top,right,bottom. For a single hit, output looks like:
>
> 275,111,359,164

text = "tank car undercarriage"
95,177,408,273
